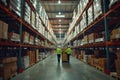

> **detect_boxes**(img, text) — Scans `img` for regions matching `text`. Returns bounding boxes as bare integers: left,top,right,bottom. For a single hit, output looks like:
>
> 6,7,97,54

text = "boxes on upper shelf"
0,0,7,6
8,32,20,42
30,0,37,9
3,22,8,40
109,0,120,8
93,0,103,20
82,0,89,10
31,11,36,29
0,21,8,39
22,31,29,44
9,0,21,17
0,20,3,39
24,2,31,24
81,13,87,31
88,5,93,25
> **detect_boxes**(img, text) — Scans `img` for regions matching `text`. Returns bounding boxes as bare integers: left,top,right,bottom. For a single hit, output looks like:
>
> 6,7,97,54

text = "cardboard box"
22,31,29,43
8,32,20,42
2,22,8,39
84,35,88,44
115,60,120,74
93,0,102,19
111,27,120,39
29,35,34,44
0,20,3,39
0,57,17,80
88,33,98,43
116,50,120,59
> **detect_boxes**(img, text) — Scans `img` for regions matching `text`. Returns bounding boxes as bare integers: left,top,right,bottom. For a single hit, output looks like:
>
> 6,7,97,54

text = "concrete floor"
12,54,115,80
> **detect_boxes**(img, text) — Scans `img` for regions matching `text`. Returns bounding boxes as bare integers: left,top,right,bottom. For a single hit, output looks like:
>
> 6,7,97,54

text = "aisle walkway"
12,54,115,80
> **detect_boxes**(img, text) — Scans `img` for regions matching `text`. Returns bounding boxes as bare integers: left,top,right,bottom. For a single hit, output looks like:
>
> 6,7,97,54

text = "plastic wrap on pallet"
8,32,20,42
88,5,93,25
9,0,21,17
109,0,120,8
0,0,7,6
24,2,31,24
22,56,30,69
93,0,102,20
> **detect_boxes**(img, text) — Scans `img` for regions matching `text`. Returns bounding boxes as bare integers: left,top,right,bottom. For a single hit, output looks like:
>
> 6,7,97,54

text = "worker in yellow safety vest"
56,47,62,63
65,46,72,63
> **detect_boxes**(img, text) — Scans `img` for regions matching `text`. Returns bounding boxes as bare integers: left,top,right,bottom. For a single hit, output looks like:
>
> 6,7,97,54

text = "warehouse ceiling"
39,0,79,39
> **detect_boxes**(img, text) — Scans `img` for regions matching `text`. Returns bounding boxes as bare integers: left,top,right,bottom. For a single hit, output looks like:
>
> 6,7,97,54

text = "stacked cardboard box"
0,57,17,80
115,50,120,75
28,51,36,66
88,5,93,25
62,48,68,62
9,0,21,17
88,33,97,43
36,49,39,62
24,2,31,24
0,0,7,6
0,20,8,39
94,33,104,42
30,0,36,9
0,20,3,39
35,37,39,45
8,32,20,42
22,31,29,44
109,0,120,8
22,56,30,69
87,55,95,65
83,35,88,44
31,11,36,29
110,27,120,40
29,35,34,45
93,0,102,20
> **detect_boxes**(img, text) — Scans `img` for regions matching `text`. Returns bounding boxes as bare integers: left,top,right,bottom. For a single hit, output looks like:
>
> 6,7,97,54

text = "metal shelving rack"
64,0,120,74
0,0,55,73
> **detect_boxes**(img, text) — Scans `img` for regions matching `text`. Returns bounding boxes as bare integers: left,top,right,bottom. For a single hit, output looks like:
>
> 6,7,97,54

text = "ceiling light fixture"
58,12,61,15
58,0,61,4
56,15,65,18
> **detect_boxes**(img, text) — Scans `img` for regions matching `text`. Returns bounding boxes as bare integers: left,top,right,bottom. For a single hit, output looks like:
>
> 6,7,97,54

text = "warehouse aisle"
12,54,115,80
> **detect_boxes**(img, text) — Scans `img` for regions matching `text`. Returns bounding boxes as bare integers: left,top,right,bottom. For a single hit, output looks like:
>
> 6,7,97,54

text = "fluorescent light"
58,12,61,15
58,0,61,4
56,15,65,18
59,19,61,22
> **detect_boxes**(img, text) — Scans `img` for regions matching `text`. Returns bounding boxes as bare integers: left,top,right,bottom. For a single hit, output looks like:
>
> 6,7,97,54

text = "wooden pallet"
94,65,105,72
110,72,120,80
0,38,8,42
9,72,17,80
111,38,120,42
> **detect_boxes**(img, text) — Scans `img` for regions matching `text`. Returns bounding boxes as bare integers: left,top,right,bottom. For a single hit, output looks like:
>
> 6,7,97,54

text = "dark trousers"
67,54,70,62
57,54,61,63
